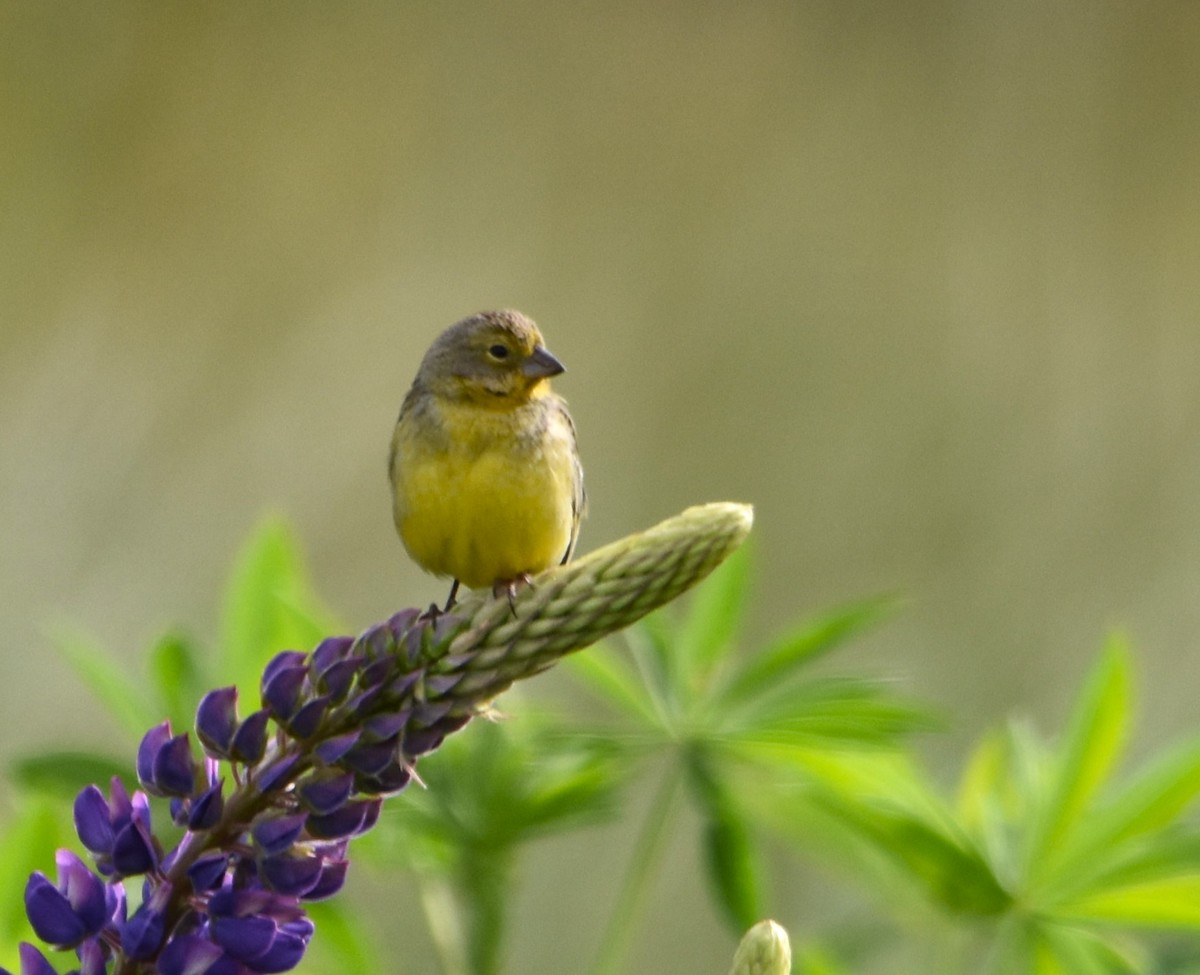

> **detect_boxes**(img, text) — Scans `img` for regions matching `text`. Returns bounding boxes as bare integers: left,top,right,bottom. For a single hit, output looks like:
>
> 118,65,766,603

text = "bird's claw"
493,573,534,617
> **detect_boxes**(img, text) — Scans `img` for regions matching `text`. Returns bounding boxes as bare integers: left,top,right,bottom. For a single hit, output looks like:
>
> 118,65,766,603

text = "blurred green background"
2,2,1199,971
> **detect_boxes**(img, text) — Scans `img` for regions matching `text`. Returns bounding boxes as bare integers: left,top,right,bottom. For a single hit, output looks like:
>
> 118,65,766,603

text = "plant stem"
588,759,684,975
419,874,472,975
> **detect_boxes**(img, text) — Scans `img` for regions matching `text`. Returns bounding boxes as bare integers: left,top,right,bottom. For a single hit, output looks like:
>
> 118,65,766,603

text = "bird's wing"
558,398,586,565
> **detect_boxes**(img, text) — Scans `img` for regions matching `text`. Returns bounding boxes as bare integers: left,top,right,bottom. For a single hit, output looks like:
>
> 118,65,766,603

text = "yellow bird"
388,310,585,609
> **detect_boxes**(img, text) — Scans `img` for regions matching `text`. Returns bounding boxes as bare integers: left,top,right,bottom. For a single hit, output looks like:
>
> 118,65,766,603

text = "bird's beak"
523,345,566,380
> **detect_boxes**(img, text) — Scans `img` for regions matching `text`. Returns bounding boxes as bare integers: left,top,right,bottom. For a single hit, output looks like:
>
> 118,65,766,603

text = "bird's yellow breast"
391,395,577,590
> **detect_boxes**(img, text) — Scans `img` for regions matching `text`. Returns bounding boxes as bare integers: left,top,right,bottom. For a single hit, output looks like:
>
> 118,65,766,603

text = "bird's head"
418,309,566,407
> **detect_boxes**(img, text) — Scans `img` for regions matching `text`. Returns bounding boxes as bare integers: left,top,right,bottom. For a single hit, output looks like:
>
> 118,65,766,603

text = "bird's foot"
493,573,535,617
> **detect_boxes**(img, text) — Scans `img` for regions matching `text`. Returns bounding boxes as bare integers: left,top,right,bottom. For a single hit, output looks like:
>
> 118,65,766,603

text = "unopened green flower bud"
728,919,792,975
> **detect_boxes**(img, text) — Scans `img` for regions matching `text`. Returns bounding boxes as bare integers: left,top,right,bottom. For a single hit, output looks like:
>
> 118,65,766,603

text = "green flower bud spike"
430,502,755,705
728,920,792,975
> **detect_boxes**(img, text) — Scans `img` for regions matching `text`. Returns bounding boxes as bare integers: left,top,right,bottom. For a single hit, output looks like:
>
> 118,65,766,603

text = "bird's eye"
488,344,510,360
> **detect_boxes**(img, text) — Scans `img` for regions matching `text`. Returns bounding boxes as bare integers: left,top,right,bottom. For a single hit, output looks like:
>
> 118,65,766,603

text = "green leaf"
565,642,663,728
725,677,933,751
218,516,336,703
1060,876,1200,928
816,792,1011,916
1031,639,1132,873
1046,737,1200,898
675,540,750,684
149,631,205,731
0,798,72,958
794,944,852,975
10,751,129,799
1030,921,1141,975
716,596,898,709
303,901,384,975
50,627,158,738
703,803,764,932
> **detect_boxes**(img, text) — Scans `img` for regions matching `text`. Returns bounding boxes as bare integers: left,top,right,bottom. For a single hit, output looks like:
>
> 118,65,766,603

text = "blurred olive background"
3,2,1200,971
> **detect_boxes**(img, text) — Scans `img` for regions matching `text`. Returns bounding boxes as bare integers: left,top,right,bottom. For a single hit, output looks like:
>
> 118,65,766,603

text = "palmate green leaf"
1044,737,1200,899
723,676,934,750
10,750,129,800
674,540,750,686
1046,832,1200,915
813,790,1012,917
716,595,900,710
1031,638,1132,876
50,628,159,739
565,642,663,728
373,711,620,869
218,515,338,705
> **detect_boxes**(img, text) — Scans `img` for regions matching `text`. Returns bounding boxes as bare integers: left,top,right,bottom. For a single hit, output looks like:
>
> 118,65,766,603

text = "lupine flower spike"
10,503,753,975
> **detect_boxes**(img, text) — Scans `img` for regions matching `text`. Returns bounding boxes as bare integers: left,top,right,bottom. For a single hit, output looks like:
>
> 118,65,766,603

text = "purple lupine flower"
24,850,108,948
12,503,752,973
17,610,460,974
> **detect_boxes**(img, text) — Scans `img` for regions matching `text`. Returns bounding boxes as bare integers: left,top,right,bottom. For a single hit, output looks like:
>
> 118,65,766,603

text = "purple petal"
424,672,463,696
339,738,398,776
188,780,225,831
255,754,300,794
252,814,308,856
111,819,158,876
354,762,413,796
317,658,362,702
57,851,107,936
120,901,166,959
297,771,354,816
16,943,59,975
196,687,239,757
303,857,348,902
306,799,382,840
402,623,428,665
389,670,422,698
153,734,198,797
363,712,408,741
313,730,360,763
310,636,354,673
344,684,382,717
411,700,453,726
212,914,276,962
401,725,446,757
248,923,311,973
285,696,329,740
77,937,107,975
24,872,87,946
356,623,392,661
187,853,230,893
261,650,309,687
73,786,114,855
386,608,422,640
232,710,271,764
259,852,322,897
158,934,227,975
107,776,132,823
137,722,173,790
262,666,308,722
359,657,395,690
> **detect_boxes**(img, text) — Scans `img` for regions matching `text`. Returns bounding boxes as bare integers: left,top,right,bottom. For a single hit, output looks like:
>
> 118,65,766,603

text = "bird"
388,309,585,611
